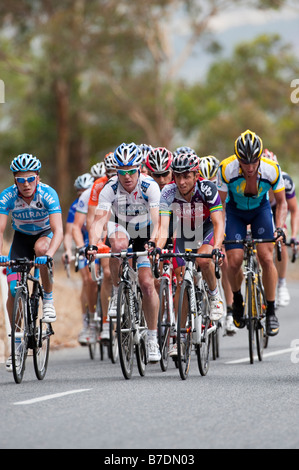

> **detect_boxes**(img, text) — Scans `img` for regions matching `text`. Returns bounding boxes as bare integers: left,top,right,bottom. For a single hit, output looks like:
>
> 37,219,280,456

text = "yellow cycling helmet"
235,129,263,164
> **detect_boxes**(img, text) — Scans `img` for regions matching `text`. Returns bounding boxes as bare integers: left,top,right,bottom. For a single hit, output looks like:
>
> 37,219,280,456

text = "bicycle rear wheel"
158,278,171,372
11,290,28,384
177,281,192,380
117,282,134,379
109,315,118,363
135,289,147,376
33,293,51,380
255,278,266,362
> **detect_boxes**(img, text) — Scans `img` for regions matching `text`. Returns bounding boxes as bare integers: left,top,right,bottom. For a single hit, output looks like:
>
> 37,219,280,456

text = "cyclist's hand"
274,227,286,244
0,255,9,265
212,248,225,266
85,244,98,260
290,237,298,250
35,255,53,266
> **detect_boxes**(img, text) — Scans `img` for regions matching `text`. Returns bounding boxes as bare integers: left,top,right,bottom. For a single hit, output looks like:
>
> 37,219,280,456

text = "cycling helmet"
146,147,173,174
104,152,117,172
139,143,153,161
199,155,220,179
10,153,41,173
114,142,143,167
74,173,94,190
171,153,200,173
262,148,278,162
90,162,106,178
235,129,263,164
173,146,197,158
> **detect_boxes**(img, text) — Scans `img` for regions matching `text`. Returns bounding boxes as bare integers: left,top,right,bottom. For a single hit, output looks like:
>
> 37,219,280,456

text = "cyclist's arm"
287,195,299,240
0,213,8,256
149,206,160,243
47,212,64,258
72,211,86,248
273,189,288,233
156,214,170,250
210,210,225,251
62,222,73,261
86,205,96,232
89,209,111,246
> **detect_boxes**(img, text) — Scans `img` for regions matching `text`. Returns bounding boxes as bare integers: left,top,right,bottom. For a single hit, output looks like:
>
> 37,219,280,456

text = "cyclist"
262,149,299,307
139,143,153,175
62,172,95,344
88,142,162,362
217,130,288,336
199,155,236,336
86,154,117,339
155,152,225,355
0,154,63,370
145,147,173,190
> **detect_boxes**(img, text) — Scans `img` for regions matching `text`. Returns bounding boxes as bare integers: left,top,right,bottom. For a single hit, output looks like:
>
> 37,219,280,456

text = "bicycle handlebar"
152,251,221,279
3,258,54,283
223,237,282,262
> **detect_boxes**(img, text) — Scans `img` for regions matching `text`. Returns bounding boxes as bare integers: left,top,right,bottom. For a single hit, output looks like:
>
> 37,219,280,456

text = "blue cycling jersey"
0,182,61,235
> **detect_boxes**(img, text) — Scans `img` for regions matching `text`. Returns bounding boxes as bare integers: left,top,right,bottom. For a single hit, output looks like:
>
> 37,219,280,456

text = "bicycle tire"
135,288,147,376
158,278,171,372
117,282,134,379
255,278,266,362
33,292,50,380
197,297,211,376
109,316,118,363
177,281,192,380
11,290,28,384
245,273,255,364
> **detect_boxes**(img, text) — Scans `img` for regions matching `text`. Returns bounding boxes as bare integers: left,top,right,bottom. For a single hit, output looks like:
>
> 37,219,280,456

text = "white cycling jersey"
97,174,160,235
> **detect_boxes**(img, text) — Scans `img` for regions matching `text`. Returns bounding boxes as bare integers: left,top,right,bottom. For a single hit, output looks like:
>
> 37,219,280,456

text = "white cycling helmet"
104,152,117,172
199,156,220,180
74,173,94,190
90,162,106,178
114,142,143,167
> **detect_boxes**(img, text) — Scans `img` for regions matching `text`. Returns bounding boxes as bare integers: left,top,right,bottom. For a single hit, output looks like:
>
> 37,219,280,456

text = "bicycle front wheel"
158,278,171,372
255,278,266,362
197,300,212,376
117,282,134,379
177,281,192,380
33,295,51,380
245,273,255,364
11,290,28,384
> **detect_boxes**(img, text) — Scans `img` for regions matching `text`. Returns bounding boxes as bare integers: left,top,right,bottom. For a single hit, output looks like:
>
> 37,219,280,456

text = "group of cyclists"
0,129,298,372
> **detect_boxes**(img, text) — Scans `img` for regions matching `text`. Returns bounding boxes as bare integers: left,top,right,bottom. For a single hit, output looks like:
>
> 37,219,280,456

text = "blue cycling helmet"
114,142,143,167
10,153,42,173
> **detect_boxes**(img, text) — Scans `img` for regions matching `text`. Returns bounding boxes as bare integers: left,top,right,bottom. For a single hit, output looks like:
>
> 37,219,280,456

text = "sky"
176,4,299,82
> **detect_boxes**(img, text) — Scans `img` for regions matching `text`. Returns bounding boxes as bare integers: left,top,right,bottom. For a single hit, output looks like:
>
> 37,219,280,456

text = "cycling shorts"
107,222,150,269
225,202,275,251
172,221,214,269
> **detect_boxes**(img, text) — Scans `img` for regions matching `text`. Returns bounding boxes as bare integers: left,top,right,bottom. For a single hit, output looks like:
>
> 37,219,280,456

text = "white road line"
225,347,299,364
13,389,92,405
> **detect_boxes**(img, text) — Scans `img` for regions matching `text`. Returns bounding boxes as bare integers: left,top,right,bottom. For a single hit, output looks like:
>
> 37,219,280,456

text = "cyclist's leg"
253,205,279,335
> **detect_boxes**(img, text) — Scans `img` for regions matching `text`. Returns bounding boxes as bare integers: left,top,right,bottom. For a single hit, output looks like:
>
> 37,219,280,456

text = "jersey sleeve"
97,180,115,212
0,186,15,215
272,164,285,194
141,178,161,209
282,173,296,199
43,186,62,214
88,176,108,206
199,180,223,213
159,184,176,216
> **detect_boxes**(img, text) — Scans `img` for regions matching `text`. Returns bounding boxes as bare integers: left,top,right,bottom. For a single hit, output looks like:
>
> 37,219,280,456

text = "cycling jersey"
160,179,222,229
217,156,285,211
0,183,61,235
271,172,295,207
67,197,89,245
88,175,108,207
97,174,160,236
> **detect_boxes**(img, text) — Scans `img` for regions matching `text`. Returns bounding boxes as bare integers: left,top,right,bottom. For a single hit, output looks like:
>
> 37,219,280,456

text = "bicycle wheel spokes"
245,274,255,364
255,282,266,362
33,294,51,380
158,278,171,372
11,291,28,384
177,281,192,380
117,283,134,379
197,312,211,376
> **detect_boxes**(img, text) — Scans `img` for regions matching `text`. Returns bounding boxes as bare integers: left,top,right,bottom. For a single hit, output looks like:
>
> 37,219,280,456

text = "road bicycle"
155,249,221,380
91,250,148,379
89,260,118,363
223,233,281,364
153,245,177,372
3,258,54,384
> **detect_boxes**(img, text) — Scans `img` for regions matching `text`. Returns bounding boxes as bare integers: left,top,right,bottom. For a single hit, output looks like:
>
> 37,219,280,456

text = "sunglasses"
153,170,170,178
117,168,138,176
15,175,37,184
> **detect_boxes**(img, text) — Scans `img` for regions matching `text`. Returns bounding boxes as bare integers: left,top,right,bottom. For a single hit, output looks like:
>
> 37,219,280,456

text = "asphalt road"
0,281,298,451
